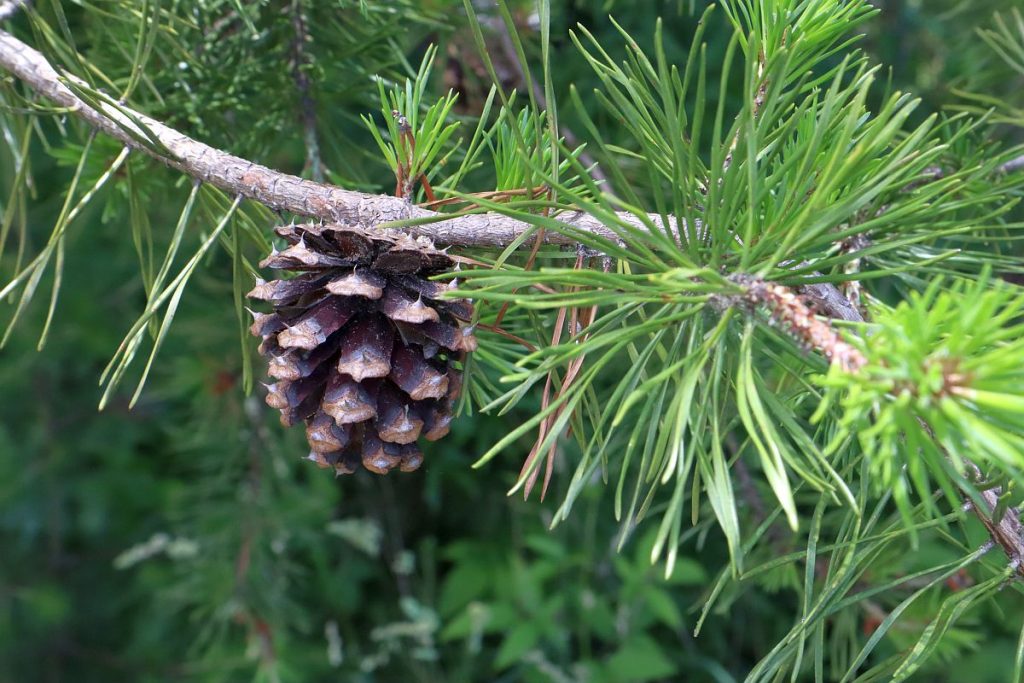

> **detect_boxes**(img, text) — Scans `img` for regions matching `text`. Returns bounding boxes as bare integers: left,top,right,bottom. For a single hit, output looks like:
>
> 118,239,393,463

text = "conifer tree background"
1,1,1024,682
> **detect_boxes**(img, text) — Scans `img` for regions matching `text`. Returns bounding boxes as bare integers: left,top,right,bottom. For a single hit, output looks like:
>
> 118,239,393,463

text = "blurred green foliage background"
1,1,1022,681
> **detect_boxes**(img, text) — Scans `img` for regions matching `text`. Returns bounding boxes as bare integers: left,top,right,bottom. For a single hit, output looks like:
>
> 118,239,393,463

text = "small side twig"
837,233,871,313
831,165,944,312
391,109,435,202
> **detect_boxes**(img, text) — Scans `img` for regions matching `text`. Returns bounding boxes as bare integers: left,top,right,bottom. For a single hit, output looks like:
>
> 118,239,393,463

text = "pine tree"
1,0,1023,681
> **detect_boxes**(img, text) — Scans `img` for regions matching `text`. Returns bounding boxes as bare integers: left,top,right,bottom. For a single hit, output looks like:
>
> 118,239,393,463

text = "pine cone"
248,223,475,475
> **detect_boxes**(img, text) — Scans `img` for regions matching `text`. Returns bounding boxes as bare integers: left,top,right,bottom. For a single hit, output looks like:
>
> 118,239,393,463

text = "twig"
916,414,1024,580
742,277,867,371
836,234,871,313
831,166,944,313
288,0,323,182
795,279,865,323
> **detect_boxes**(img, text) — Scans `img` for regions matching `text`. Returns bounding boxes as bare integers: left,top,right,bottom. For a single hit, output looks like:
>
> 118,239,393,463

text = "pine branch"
956,458,1024,579
0,27,864,324
7,10,1019,571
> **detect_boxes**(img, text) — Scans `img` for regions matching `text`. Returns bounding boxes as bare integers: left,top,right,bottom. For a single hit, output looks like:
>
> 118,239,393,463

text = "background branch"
288,0,323,183
485,11,612,192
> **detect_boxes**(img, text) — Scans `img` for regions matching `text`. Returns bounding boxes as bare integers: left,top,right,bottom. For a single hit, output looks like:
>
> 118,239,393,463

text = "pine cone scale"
390,345,449,401
321,375,378,425
325,271,386,298
380,286,441,324
277,296,357,350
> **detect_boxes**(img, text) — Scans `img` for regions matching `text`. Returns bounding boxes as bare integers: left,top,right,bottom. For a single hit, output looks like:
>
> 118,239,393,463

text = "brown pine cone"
248,223,475,475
